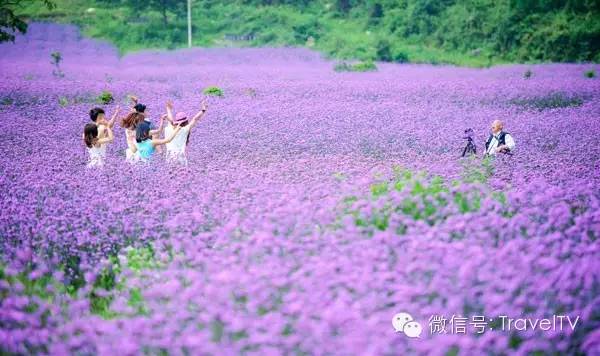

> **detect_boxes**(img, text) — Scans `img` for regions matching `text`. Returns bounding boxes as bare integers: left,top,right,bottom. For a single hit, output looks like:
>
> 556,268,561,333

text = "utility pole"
187,0,192,48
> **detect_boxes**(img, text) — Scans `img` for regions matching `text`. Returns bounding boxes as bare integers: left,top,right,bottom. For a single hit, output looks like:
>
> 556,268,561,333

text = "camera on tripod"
461,128,476,157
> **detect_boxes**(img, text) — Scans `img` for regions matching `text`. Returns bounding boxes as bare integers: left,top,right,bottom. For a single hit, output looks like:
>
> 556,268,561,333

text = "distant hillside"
16,0,600,66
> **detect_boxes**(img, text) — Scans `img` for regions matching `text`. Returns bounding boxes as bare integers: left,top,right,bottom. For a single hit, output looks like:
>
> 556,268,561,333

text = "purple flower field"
1,23,599,355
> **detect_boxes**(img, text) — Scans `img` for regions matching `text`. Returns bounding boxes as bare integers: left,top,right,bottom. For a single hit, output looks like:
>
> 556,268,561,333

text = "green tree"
0,0,54,42
99,0,185,27
335,0,352,14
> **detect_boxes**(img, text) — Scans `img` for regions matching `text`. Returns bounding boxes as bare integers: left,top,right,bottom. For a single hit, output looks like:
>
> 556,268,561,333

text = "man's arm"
108,106,121,128
96,126,114,145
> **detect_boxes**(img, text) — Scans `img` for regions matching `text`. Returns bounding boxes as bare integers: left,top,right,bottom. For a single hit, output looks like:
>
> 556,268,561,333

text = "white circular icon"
392,312,414,332
403,320,423,338
392,312,423,338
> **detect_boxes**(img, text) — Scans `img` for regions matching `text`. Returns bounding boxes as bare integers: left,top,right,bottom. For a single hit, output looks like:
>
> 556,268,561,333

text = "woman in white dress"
83,123,114,168
164,100,208,164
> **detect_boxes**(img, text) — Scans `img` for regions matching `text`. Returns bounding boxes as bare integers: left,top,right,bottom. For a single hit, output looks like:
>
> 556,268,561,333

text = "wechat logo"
392,312,423,338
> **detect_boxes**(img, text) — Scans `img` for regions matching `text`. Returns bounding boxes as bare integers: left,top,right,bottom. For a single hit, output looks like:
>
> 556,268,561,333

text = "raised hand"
108,105,121,127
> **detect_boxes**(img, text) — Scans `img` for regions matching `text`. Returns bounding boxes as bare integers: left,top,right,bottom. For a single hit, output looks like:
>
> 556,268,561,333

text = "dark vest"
485,131,509,152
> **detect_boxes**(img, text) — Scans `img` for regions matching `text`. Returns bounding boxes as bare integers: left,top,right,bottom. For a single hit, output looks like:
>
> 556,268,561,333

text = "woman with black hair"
131,121,182,162
129,95,164,153
83,123,114,168
82,106,120,164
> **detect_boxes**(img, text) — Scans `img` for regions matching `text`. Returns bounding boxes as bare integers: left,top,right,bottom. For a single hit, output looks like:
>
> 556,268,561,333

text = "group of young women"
82,96,208,167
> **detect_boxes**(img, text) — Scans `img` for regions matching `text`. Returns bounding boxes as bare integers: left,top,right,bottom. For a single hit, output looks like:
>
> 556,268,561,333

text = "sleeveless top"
165,125,190,154
136,140,155,161
87,145,105,168
165,125,190,164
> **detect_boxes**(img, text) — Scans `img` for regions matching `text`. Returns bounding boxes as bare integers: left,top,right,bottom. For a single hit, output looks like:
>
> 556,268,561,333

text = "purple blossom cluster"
1,23,599,354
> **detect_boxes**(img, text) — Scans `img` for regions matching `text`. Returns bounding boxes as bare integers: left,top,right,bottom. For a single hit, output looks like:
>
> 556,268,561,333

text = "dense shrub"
203,86,224,97
333,62,352,72
375,38,392,62
97,90,114,104
392,49,409,63
334,60,378,72
352,60,377,72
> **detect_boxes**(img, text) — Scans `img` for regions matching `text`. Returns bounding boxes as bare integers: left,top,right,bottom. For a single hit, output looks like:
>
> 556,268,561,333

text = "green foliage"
334,60,378,72
392,49,409,63
352,60,377,72
370,181,389,197
58,96,68,107
0,0,55,43
125,246,160,271
203,86,224,97
98,0,185,27
510,92,585,111
334,62,352,72
17,0,600,65
97,90,114,104
375,37,392,62
461,156,494,184
344,168,484,233
90,246,159,318
585,69,596,78
0,264,57,302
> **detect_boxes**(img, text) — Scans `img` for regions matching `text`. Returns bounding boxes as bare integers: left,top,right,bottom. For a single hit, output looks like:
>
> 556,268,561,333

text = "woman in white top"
164,100,207,164
83,123,114,168
82,106,120,164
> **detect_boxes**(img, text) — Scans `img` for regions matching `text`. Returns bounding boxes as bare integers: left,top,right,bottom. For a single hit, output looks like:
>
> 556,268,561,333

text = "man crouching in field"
485,120,515,156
